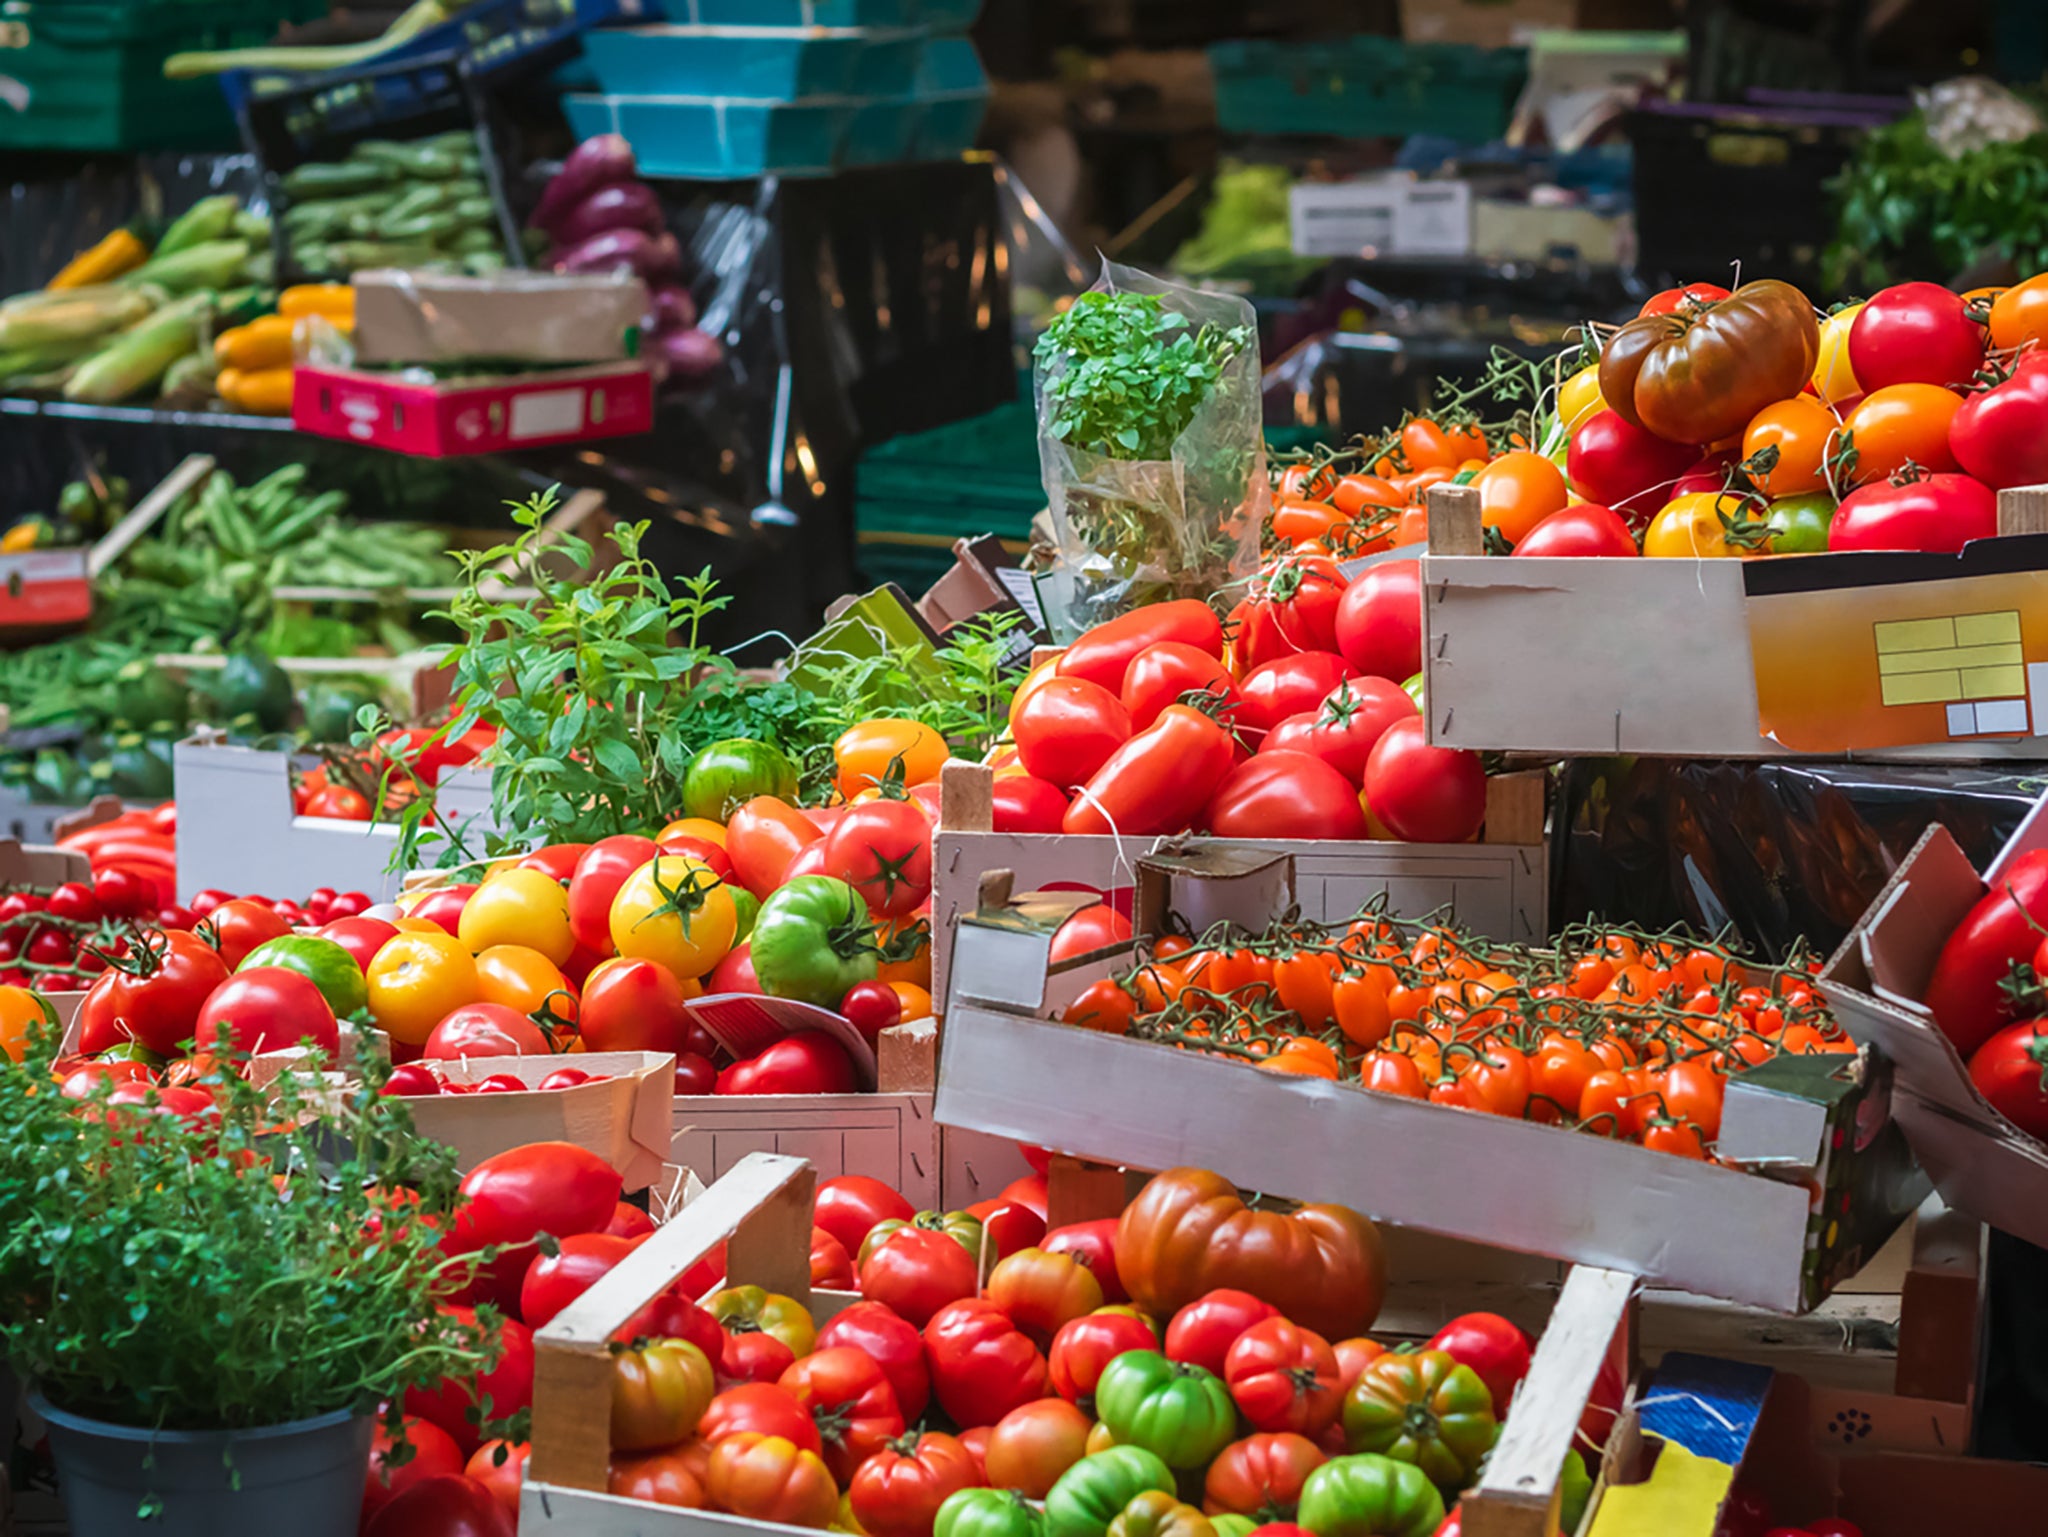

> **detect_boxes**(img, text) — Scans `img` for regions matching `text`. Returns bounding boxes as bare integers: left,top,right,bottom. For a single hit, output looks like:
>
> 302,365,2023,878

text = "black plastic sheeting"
0,153,1014,648
1553,756,2048,963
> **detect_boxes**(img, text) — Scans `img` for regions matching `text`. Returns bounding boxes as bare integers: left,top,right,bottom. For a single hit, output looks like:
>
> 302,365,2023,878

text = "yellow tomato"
366,932,479,1045
0,984,53,1063
1556,363,1605,433
391,916,444,934
1812,303,1863,405
475,944,576,1022
457,866,574,965
659,817,729,848
886,981,934,1022
833,718,949,800
1642,492,1753,559
609,855,736,980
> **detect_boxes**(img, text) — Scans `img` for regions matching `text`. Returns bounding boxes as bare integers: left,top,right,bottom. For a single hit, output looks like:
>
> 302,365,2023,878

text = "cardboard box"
351,269,649,367
1290,177,1474,259
292,360,654,457
401,1050,677,1189
1405,0,1577,46
1820,791,2048,1249
931,759,1550,1006
1419,487,2048,760
935,858,1923,1312
173,734,495,902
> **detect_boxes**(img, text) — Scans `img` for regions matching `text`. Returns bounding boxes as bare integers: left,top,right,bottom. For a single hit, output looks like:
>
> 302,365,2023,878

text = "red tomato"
317,915,398,972
715,1032,857,1094
1120,642,1243,732
1164,1290,1280,1378
1014,677,1133,789
924,1297,1051,1429
464,1441,528,1519
778,1346,907,1484
1364,719,1486,844
193,966,338,1056
674,1052,717,1094
1203,752,1369,840
1829,472,1996,554
815,1176,916,1257
447,1140,622,1253
1951,355,2048,489
1048,1308,1158,1403
579,956,700,1054
860,1228,979,1327
1426,1312,1534,1413
77,929,230,1057
404,1308,535,1454
1063,704,1240,840
1048,903,1132,964
566,835,658,952
1928,849,2048,1056
607,1202,657,1240
812,1226,857,1290
1639,282,1730,316
1056,601,1225,694
1566,410,1698,518
1332,561,1421,683
816,1299,932,1421
304,784,372,820
707,943,762,996
1236,652,1357,738
1041,1219,1126,1302
726,798,822,895
1235,558,1348,670
822,800,934,918
699,1383,823,1455
840,979,903,1045
965,1196,1047,1261
1511,503,1639,557
365,1416,464,1524
424,1002,551,1059
517,843,587,882
363,1474,513,1537
1260,676,1416,785
1225,1316,1343,1435
990,775,1071,834
202,898,291,968
408,884,476,938
1848,281,1985,392
91,868,155,920
849,1432,980,1537
1970,1020,2048,1138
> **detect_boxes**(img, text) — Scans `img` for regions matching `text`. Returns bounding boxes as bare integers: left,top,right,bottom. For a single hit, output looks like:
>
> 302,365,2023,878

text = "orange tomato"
1273,952,1337,1029
1402,419,1489,471
0,984,51,1063
1064,980,1136,1035
1834,384,1962,485
1359,1049,1426,1098
1989,273,2048,352
1473,452,1568,546
1332,970,1391,1050
475,944,576,1023
1741,396,1836,497
660,817,729,848
835,718,948,799
886,981,934,1021
1261,1049,1339,1080
1272,498,1346,546
1129,962,1189,1013
1330,473,1404,515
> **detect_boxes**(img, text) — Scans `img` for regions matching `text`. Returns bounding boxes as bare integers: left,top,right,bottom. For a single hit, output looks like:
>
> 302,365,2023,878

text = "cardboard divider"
1421,486,2048,761
1820,791,2048,1249
931,759,1550,1004
938,862,1924,1313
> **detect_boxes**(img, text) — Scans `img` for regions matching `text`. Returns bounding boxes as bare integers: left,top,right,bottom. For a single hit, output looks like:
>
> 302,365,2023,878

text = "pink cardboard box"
293,360,654,456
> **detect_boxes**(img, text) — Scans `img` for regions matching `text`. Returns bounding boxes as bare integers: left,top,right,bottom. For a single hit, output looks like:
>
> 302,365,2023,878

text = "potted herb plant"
0,1038,485,1535
1032,262,1264,633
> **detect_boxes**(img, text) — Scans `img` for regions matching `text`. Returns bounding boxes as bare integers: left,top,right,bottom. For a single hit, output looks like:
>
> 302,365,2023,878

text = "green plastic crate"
855,402,1044,556
0,0,316,151
1209,37,1528,143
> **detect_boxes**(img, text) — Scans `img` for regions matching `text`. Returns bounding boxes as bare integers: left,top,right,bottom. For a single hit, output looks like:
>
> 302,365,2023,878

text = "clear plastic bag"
1032,261,1266,637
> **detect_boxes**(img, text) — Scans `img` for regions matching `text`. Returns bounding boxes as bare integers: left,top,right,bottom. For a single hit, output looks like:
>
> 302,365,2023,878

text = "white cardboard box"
1290,178,1474,258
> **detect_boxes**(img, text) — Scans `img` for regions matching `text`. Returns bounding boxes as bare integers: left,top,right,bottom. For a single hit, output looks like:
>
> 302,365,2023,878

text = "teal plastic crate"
1209,37,1528,143
0,0,318,151
564,90,847,176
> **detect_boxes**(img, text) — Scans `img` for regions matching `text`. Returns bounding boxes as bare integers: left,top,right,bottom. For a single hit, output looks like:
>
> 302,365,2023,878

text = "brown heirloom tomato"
1598,280,1820,445
1112,1168,1386,1341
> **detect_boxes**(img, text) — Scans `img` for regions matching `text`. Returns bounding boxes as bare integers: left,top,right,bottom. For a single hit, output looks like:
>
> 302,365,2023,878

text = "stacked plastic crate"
563,0,990,178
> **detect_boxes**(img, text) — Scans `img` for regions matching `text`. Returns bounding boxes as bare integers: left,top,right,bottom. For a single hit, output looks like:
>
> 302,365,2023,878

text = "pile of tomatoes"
366,1157,1614,1537
1272,272,2048,563
1061,910,1854,1163
1924,845,2048,1143
997,589,1489,847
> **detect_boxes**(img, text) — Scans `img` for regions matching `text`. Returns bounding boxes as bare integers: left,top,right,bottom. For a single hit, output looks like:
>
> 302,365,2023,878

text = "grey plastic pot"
29,1392,373,1537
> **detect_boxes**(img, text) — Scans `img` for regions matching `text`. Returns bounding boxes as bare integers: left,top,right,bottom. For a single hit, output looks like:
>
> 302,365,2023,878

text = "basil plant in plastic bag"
1032,262,1265,635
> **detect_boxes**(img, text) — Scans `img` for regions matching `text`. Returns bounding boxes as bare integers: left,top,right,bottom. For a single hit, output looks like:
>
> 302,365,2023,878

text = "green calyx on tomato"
938,1487,1047,1537
1341,1351,1498,1494
1093,1351,1238,1471
1044,1447,1177,1537
240,934,368,1018
750,875,880,1007
683,739,800,823
859,1209,985,1266
1294,1453,1444,1537
1763,493,1833,554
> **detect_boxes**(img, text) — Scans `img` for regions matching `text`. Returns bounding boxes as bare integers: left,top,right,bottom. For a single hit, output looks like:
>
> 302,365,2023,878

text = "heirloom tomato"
1204,1433,1326,1523
817,1300,931,1421
1043,1447,1177,1537
751,876,879,1005
1341,1352,1496,1492
988,1246,1106,1345
612,1337,716,1451
685,738,802,821
1294,1454,1443,1537
851,1432,983,1537
985,1399,1091,1497
1051,1308,1160,1406
1599,280,1819,443
1226,1317,1344,1436
706,1433,839,1528
779,1345,907,1483
925,1297,1052,1428
700,1384,823,1455
1096,1351,1237,1469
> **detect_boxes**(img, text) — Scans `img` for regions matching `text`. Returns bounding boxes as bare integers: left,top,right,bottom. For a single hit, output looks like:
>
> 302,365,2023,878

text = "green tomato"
1044,1447,1176,1537
730,885,760,944
1093,1351,1236,1471
1559,1448,1592,1536
1400,672,1425,712
1341,1351,1498,1494
96,1040,166,1068
1294,1454,1444,1537
749,874,879,1007
938,1489,1046,1537
858,1209,984,1265
1765,492,1833,554
1209,1518,1256,1537
241,935,367,1018
681,738,799,822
